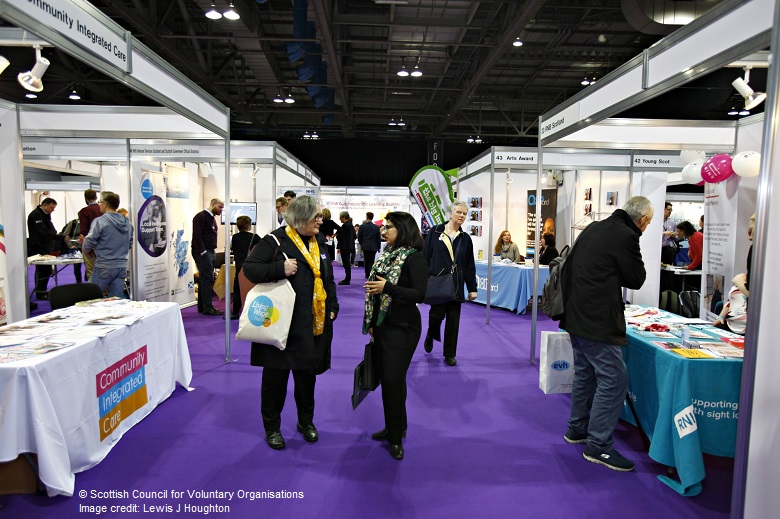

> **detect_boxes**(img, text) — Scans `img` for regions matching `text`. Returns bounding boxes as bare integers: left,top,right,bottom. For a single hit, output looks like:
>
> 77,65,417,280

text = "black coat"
561,209,646,345
370,252,428,344
243,228,339,373
539,246,560,266
358,221,382,252
27,206,58,255
423,224,478,301
336,219,356,252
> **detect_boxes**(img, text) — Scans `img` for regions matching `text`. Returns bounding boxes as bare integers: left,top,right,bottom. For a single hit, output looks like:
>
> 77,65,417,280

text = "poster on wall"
469,197,482,208
164,165,195,305
134,169,171,302
0,223,7,326
701,179,738,317
277,186,320,199
319,194,411,229
409,165,454,227
526,189,558,259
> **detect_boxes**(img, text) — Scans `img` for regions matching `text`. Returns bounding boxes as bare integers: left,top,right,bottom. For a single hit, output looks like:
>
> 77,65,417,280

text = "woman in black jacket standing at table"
242,196,339,450
363,212,428,460
538,233,560,265
422,200,478,366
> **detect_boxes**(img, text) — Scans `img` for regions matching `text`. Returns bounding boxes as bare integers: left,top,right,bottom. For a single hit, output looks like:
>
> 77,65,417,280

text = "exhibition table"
621,323,741,496
28,255,84,288
0,302,192,497
472,261,550,314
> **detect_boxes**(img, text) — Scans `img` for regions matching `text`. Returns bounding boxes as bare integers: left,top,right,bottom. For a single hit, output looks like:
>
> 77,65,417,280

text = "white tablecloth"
0,302,192,496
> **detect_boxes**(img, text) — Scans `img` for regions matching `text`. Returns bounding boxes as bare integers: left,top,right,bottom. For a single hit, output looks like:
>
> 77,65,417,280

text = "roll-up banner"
526,189,558,259
164,165,195,305
134,169,170,302
409,165,454,227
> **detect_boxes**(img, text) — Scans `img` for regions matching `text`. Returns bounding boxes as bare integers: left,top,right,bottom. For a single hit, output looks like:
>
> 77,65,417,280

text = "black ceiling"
3,0,765,150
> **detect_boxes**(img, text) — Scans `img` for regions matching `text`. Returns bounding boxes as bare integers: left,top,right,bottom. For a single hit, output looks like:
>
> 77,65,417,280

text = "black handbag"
351,342,379,410
423,231,462,305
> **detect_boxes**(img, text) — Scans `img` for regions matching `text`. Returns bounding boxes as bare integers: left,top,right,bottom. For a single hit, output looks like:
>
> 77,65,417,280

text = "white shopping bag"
539,331,574,394
235,279,295,350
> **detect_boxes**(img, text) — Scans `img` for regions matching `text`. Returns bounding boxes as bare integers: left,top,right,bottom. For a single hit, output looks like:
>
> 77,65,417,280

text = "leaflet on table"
651,341,680,350
635,330,676,338
698,342,744,358
0,341,77,363
671,348,715,359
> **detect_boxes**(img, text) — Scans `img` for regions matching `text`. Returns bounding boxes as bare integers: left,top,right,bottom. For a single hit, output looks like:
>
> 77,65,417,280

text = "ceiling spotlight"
303,131,311,139
25,92,37,99
388,118,397,126
467,136,474,143
475,136,482,144
69,89,80,100
732,67,767,110
284,92,295,104
17,46,49,93
223,3,240,20
513,38,523,47
273,91,284,103
205,2,222,19
311,132,319,139
0,56,9,74
397,64,409,77
410,64,422,77
581,77,590,86
397,118,406,126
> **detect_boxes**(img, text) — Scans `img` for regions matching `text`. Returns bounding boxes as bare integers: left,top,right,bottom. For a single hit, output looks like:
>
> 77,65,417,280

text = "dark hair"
236,215,252,231
85,189,98,202
366,212,374,220
665,202,672,210
41,197,57,206
542,233,556,248
101,191,120,210
676,220,696,237
284,190,297,199
385,211,423,250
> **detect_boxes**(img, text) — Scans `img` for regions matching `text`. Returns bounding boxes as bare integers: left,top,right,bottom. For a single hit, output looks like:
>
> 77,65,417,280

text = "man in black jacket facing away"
336,211,355,285
561,196,653,472
27,198,58,299
358,212,381,279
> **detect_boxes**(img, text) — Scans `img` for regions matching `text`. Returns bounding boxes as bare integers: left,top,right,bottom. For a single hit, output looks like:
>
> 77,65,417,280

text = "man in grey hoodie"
82,191,133,298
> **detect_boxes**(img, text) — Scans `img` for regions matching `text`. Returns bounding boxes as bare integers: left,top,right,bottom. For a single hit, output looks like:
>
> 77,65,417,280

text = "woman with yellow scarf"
363,211,428,460
243,196,339,451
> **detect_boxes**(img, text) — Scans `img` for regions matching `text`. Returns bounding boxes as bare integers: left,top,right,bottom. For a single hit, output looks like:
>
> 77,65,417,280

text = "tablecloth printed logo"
674,404,698,439
248,295,280,328
96,346,149,441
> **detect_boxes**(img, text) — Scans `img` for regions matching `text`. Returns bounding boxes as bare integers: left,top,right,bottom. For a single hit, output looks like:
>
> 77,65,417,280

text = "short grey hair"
339,210,350,219
450,199,468,211
286,195,319,230
622,196,654,223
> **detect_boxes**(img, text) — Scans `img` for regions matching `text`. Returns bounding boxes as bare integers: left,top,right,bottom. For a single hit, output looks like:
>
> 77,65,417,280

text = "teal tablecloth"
471,261,550,314
622,326,742,496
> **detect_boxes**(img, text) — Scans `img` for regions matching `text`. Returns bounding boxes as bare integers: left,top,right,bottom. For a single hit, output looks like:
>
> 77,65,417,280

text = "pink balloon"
700,154,734,183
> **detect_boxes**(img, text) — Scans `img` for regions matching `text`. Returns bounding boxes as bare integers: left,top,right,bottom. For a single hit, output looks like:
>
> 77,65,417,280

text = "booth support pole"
125,140,137,302
224,128,232,363
486,151,495,324
732,3,780,515
530,118,543,364
504,169,511,231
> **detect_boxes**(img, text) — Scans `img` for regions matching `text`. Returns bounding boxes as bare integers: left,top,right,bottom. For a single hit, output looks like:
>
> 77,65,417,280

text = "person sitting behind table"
493,230,524,263
713,273,748,335
539,233,560,265
676,220,703,270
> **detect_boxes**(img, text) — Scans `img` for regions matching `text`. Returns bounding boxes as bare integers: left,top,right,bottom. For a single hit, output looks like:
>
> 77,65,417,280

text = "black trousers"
373,330,418,445
34,265,53,294
363,250,377,278
661,245,677,265
261,367,316,432
340,250,353,282
232,269,242,316
193,249,216,312
427,301,462,358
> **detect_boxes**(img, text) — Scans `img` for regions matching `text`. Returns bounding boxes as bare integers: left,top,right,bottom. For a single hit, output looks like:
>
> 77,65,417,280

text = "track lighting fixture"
732,66,766,110
18,46,49,93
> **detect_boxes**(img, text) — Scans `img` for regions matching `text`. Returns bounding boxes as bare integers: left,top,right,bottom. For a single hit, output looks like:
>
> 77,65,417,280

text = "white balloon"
680,150,706,163
732,151,761,177
682,160,705,184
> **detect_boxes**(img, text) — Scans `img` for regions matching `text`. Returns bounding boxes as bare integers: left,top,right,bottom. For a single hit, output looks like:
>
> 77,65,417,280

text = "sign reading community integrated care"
6,0,131,72
97,346,149,441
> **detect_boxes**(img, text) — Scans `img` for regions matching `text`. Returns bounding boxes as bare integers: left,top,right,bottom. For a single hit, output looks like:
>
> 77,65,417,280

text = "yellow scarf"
285,226,327,335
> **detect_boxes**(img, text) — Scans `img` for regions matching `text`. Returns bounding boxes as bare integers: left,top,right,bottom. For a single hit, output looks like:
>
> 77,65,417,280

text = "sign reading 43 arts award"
5,0,131,72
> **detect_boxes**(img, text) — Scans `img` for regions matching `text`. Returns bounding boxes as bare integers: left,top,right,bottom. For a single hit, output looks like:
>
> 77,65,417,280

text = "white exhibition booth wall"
533,0,778,516
19,132,319,309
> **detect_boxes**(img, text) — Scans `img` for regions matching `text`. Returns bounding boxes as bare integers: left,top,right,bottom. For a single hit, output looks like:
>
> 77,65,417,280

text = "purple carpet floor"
4,265,733,518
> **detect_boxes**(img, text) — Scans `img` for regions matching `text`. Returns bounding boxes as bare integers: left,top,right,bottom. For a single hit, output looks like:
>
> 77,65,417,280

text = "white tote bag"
235,237,296,350
539,331,574,394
